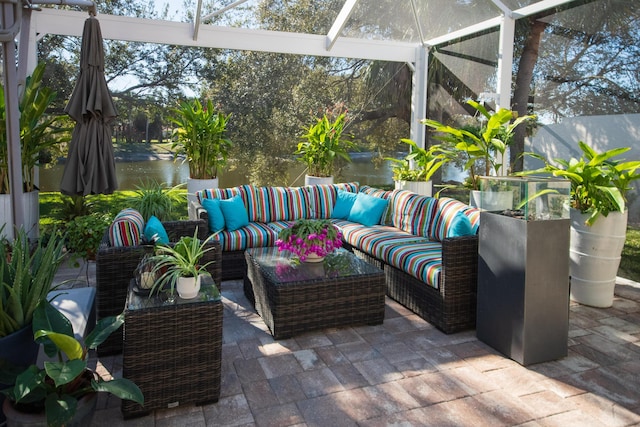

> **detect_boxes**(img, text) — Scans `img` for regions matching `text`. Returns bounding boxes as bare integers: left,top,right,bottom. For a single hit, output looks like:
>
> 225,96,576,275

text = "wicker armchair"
96,219,222,355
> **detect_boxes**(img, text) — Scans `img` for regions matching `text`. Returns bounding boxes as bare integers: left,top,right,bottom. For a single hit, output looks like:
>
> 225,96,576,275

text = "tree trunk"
511,19,547,172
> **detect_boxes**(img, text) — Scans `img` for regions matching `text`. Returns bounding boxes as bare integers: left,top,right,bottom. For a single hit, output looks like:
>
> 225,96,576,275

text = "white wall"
525,114,640,224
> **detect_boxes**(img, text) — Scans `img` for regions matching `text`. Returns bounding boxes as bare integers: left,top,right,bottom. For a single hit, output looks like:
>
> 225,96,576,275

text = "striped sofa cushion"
339,222,430,260
359,186,394,225
253,186,309,222
108,208,144,247
213,222,278,251
429,197,481,242
389,190,438,238
382,241,444,289
303,182,360,219
197,185,261,222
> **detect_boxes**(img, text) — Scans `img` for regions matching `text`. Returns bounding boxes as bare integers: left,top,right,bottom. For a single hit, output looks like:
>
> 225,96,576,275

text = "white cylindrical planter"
304,175,333,186
177,275,201,299
0,190,40,240
394,180,433,196
569,209,627,308
187,177,218,220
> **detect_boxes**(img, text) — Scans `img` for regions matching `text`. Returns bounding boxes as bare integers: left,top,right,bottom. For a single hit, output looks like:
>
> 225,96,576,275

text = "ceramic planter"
187,177,218,219
569,209,628,308
176,275,201,299
304,175,333,186
0,191,39,240
394,180,432,196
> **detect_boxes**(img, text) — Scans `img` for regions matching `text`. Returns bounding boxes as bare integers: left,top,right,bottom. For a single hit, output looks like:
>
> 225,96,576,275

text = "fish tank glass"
478,176,571,220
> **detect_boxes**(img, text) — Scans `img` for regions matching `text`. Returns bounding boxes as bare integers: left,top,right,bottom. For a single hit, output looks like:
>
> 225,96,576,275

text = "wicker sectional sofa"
193,182,480,334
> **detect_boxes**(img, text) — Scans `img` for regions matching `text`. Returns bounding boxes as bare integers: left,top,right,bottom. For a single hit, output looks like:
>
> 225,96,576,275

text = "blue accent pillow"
201,198,225,232
219,195,249,231
447,211,474,237
331,190,358,219
348,193,389,227
143,215,169,244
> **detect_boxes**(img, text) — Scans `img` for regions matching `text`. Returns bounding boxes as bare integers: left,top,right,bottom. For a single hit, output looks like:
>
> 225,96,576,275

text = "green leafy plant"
1,300,143,427
0,228,65,338
64,214,111,262
127,179,185,221
296,103,355,178
149,230,217,297
0,62,70,194
519,141,640,225
422,100,536,190
386,139,453,182
169,99,233,180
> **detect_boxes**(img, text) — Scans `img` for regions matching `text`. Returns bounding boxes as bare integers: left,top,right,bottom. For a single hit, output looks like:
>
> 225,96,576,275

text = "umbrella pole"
1,1,26,240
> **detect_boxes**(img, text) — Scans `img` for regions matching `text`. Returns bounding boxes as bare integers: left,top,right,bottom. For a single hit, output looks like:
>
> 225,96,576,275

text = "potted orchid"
276,219,343,262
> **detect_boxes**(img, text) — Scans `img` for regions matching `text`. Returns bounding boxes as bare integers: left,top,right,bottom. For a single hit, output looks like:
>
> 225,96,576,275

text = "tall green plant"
386,139,453,182
423,100,536,190
520,141,640,225
296,104,354,177
0,62,70,194
169,99,233,180
0,228,65,338
127,179,185,221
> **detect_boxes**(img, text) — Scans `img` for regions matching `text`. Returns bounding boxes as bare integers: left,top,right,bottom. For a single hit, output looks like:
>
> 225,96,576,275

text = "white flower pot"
304,175,333,186
176,275,201,299
394,180,433,196
0,191,39,240
569,209,627,308
187,177,218,220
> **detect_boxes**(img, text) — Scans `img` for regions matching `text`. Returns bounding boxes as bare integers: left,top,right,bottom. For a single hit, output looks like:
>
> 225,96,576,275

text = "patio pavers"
54,262,640,427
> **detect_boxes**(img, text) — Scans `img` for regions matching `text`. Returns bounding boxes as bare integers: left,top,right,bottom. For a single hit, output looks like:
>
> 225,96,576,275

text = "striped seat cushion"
197,185,261,222
381,241,444,289
212,222,279,252
429,197,481,242
303,182,359,219
338,222,429,260
389,190,438,238
108,208,144,247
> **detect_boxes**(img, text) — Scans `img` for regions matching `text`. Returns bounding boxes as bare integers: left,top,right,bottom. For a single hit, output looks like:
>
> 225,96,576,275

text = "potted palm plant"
386,139,453,196
169,99,232,218
520,141,640,307
1,300,143,427
422,100,535,209
149,230,218,300
296,103,354,185
0,62,69,240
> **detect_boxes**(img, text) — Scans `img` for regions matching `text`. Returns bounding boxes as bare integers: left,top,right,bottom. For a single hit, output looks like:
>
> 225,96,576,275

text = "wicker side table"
245,247,385,339
121,278,223,418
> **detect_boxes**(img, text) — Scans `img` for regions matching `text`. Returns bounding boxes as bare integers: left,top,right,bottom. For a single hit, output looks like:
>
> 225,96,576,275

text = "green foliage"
0,62,70,194
620,225,640,282
1,300,143,427
386,139,453,182
0,228,66,338
296,104,354,177
127,179,185,221
169,99,233,179
64,214,111,262
422,100,536,190
149,230,217,298
520,141,640,225
59,195,94,221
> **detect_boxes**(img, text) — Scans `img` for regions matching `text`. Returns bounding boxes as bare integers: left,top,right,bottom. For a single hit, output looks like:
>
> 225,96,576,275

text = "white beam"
489,0,513,17
424,16,503,47
495,15,515,175
326,0,359,51
32,8,416,62
513,0,578,19
410,47,428,148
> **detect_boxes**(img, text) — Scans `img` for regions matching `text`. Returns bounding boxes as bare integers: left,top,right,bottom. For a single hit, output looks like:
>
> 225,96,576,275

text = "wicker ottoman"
121,278,223,418
244,247,385,339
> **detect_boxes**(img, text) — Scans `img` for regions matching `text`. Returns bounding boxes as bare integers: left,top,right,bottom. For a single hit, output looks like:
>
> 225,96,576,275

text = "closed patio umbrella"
60,15,118,196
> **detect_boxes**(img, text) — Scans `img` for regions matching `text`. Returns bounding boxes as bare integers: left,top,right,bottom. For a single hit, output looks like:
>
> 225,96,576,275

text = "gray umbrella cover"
61,16,118,196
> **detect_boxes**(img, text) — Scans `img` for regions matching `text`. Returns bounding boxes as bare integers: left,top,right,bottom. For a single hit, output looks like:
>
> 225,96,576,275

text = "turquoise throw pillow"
202,198,225,232
447,211,474,237
348,193,389,226
331,190,358,219
143,215,169,244
219,195,249,231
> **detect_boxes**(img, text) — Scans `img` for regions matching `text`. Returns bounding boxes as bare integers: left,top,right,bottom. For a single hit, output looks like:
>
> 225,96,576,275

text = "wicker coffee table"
121,277,223,418
244,247,385,339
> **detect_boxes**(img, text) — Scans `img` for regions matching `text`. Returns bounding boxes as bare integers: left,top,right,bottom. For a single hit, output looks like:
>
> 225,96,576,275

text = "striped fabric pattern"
389,190,438,237
254,186,309,222
382,241,444,289
429,197,481,242
197,185,261,222
213,222,278,251
266,220,294,237
359,186,394,225
108,208,144,247
303,182,360,219
339,222,430,260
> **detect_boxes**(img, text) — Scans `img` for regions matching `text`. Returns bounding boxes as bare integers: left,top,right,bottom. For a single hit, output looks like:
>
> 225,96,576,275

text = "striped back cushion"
253,186,309,222
359,186,394,225
108,208,144,247
429,197,480,241
197,185,261,222
304,182,360,219
389,190,438,237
